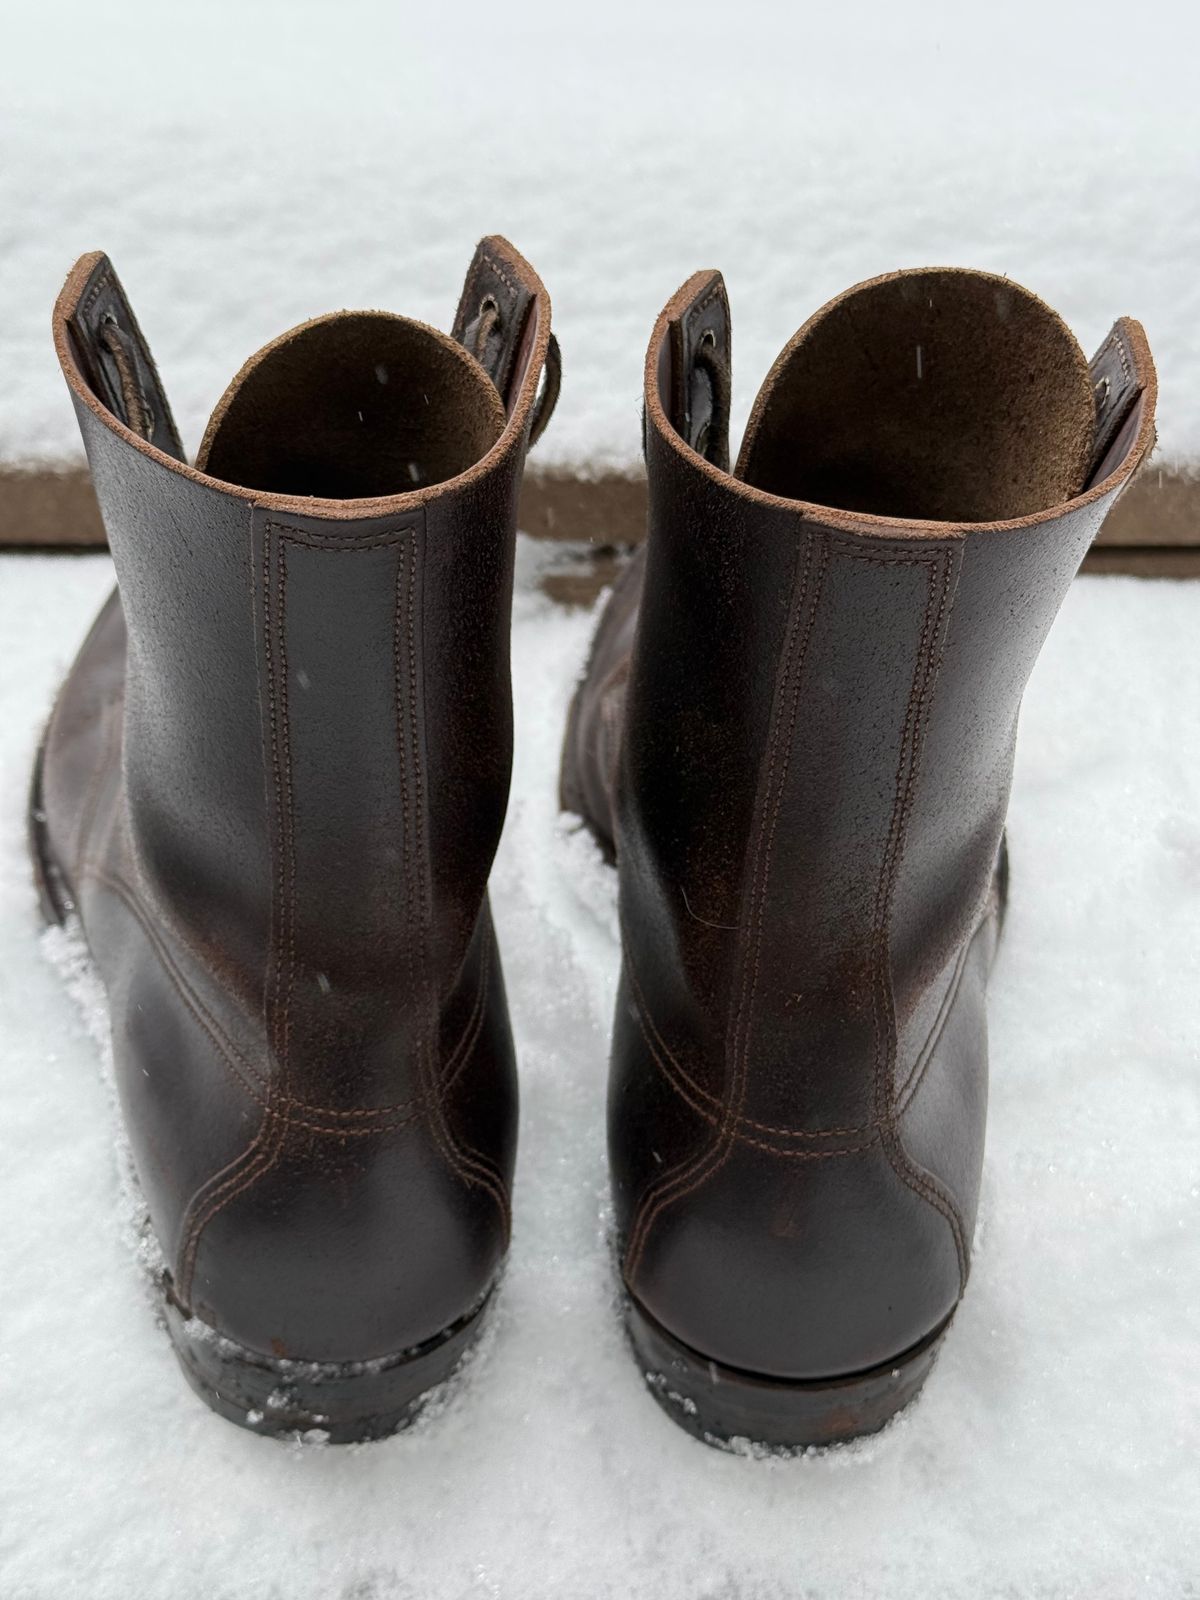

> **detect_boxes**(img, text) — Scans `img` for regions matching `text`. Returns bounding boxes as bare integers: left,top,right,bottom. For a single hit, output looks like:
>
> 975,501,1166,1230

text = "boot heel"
163,1289,494,1444
626,1294,950,1453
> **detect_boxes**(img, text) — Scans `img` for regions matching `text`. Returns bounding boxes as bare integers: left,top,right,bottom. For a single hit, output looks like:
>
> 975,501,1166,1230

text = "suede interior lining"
197,312,506,498
737,270,1096,523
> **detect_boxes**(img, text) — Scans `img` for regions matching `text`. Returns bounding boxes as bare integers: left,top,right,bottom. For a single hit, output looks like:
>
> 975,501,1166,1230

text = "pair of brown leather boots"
34,237,1156,1450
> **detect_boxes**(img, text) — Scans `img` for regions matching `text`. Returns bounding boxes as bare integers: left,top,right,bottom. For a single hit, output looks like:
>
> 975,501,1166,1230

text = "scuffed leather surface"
564,273,1155,1379
41,239,550,1362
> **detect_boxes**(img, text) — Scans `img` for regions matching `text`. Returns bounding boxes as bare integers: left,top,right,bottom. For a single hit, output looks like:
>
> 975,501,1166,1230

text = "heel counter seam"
867,543,969,1287
624,525,828,1279
177,516,508,1306
622,528,971,1293
391,527,510,1235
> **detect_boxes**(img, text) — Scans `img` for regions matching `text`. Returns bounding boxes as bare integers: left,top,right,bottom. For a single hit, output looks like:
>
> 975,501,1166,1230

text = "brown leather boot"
562,267,1156,1450
32,238,557,1440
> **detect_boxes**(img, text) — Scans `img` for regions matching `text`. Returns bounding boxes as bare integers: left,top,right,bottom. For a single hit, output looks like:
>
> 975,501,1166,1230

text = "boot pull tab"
452,238,559,445
65,255,185,461
669,271,732,472
1086,319,1146,488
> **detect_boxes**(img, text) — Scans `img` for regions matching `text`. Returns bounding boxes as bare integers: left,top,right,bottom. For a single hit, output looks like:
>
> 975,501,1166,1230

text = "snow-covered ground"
1,0,1199,476
0,542,1197,1598
2,2,1199,1587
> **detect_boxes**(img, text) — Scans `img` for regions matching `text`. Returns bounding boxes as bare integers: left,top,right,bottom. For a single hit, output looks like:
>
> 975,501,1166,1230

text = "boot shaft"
55,242,551,1029
622,268,1154,1136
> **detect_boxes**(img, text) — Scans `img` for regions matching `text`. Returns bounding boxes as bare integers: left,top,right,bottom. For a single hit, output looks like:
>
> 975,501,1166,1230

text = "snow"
0,541,1197,1598
1,1,1199,1581
1,0,1199,476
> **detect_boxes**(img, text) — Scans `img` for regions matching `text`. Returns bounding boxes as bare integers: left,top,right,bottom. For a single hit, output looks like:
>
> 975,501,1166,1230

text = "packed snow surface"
0,0,1199,474
0,543,1197,1598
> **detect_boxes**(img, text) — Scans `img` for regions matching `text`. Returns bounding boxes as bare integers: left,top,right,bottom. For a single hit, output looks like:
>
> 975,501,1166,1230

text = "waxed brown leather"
563,268,1156,1381
40,237,553,1363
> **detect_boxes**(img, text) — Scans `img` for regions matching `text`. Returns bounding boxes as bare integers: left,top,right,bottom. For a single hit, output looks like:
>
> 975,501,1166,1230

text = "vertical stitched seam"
394,538,510,1228
869,549,969,1284
177,524,292,1301
624,527,827,1279
275,539,297,1097
175,519,513,1301
622,954,875,1139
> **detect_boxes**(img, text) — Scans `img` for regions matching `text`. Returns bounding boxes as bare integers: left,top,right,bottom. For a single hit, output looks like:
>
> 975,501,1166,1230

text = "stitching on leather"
180,523,410,1291
177,523,289,1299
165,517,506,1297
80,269,112,320
828,551,944,567
169,509,278,1300
393,537,511,1225
204,525,492,1127
893,887,1000,1118
398,542,510,1207
618,569,993,1148
624,529,828,1279
893,935,971,1114
395,534,508,1203
686,282,726,330
623,954,875,1141
479,250,518,300
456,251,519,367
78,269,156,436
628,975,879,1161
277,538,298,1096
623,530,822,1263
79,855,488,1121
863,546,970,1284
476,250,524,396
81,863,267,1112
264,521,412,550
621,526,972,1292
679,282,727,443
178,1134,277,1303
178,523,298,1296
76,862,489,1139
625,530,827,1267
88,724,488,1118
1105,329,1132,387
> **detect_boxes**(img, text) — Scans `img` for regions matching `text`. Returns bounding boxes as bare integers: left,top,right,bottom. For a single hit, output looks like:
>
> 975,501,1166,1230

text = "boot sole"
164,1290,493,1442
626,1292,951,1452
29,732,496,1444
